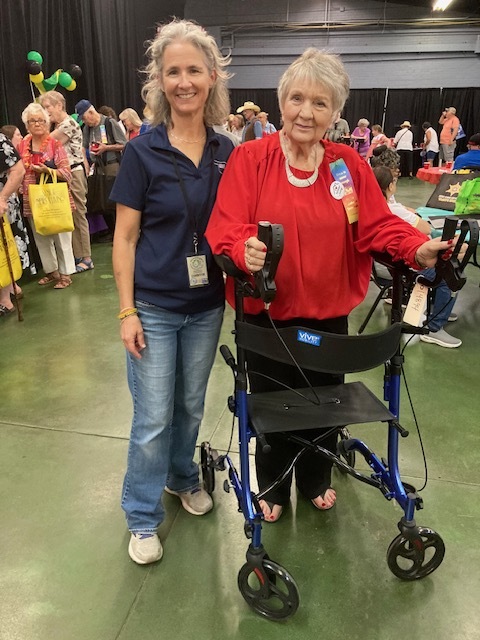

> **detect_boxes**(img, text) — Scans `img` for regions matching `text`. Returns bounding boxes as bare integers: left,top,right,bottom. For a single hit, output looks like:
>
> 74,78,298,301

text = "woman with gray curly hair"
111,19,235,565
207,47,457,523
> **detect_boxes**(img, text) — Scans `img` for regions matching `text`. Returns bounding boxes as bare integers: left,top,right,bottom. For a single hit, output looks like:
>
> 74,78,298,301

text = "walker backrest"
235,321,402,375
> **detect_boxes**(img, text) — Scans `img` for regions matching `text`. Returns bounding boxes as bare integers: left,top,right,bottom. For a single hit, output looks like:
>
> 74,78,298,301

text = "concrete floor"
1,178,479,640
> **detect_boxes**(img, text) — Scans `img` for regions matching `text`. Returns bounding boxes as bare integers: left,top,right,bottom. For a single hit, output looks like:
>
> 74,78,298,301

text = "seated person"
453,133,480,170
373,165,462,349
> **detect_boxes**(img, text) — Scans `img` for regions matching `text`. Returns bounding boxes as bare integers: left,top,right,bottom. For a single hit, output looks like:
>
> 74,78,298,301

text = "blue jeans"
121,301,224,532
421,268,457,332
426,150,437,162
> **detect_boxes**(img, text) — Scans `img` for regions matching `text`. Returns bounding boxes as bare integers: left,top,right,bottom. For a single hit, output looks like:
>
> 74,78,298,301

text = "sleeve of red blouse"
53,139,72,183
352,160,428,268
206,144,262,273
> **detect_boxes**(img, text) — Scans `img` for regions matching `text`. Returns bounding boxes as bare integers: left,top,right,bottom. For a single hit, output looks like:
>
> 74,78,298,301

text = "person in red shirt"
206,48,463,523
438,107,460,163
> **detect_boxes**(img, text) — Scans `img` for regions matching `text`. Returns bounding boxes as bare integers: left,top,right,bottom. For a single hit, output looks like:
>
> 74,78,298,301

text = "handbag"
86,164,117,215
454,177,480,215
0,217,22,287
426,171,480,211
29,169,74,235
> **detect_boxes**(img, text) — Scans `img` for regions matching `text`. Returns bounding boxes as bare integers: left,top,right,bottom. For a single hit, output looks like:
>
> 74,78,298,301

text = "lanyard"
171,146,215,254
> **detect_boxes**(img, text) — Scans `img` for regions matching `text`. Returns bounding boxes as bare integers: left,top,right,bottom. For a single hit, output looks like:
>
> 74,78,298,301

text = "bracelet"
117,307,138,320
119,306,136,315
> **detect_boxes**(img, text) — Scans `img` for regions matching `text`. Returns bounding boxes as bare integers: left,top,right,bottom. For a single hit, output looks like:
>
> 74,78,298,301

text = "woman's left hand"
31,163,50,174
415,236,467,269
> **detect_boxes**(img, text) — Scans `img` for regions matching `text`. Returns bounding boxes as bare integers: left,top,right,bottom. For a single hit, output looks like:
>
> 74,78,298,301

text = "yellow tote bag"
0,217,22,287
29,170,74,236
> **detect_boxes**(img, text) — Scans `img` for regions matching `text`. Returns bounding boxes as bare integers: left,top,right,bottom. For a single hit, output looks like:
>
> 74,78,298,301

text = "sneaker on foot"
165,486,213,516
420,328,462,348
448,313,458,322
128,532,163,565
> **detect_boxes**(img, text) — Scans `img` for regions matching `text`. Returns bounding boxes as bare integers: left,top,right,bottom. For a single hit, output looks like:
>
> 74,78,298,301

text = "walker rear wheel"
337,427,356,471
237,559,300,620
200,441,215,495
387,527,445,580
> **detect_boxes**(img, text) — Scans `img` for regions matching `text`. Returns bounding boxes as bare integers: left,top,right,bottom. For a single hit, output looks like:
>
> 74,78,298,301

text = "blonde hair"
141,19,232,127
277,48,350,115
119,108,143,129
39,90,66,109
21,102,50,127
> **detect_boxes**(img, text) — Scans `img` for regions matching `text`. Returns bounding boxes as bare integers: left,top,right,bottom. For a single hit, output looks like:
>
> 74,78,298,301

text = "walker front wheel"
387,527,445,580
238,559,300,620
337,427,356,471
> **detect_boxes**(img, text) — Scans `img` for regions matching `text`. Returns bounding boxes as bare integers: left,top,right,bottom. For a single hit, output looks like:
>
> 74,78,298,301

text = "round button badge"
330,181,345,200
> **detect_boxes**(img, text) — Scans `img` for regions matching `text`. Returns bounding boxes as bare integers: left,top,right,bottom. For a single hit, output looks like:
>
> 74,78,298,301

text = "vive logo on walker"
297,330,322,347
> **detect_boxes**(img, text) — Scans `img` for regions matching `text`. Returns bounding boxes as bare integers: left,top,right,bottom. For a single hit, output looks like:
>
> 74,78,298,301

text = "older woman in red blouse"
18,103,75,289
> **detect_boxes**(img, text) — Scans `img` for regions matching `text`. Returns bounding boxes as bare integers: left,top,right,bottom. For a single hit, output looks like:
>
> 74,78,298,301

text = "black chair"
357,262,394,334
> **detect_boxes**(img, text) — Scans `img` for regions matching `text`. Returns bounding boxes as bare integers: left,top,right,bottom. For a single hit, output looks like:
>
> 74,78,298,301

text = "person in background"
438,107,459,163
325,113,350,143
0,125,23,150
366,124,390,160
119,108,143,140
422,121,439,165
257,111,277,135
453,133,480,170
206,48,460,523
393,120,414,178
18,103,75,289
351,118,370,158
0,131,25,315
370,145,401,178
76,99,127,238
39,91,93,273
111,18,234,565
373,164,461,348
236,101,262,142
98,105,126,135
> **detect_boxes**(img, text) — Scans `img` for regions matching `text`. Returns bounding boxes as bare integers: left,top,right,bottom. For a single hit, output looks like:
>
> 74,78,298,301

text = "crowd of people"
0,17,475,567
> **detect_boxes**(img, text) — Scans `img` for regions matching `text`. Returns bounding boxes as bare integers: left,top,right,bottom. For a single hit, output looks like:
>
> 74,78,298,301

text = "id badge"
186,253,209,288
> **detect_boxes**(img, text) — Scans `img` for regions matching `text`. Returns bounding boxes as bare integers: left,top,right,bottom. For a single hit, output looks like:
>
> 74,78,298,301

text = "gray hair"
357,118,369,128
141,19,232,127
21,102,50,127
39,90,66,109
118,108,143,128
277,48,350,116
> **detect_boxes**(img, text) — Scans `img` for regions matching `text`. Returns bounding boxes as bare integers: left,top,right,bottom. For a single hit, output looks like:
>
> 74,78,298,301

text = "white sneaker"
128,532,163,565
165,486,213,515
420,329,462,348
448,313,458,322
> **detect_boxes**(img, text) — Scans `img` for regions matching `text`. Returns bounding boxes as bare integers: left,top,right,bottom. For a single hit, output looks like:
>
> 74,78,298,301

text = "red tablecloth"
416,167,452,184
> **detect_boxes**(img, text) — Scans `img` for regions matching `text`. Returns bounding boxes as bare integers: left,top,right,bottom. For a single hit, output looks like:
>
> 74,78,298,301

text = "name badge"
100,124,108,144
186,254,209,288
329,158,360,224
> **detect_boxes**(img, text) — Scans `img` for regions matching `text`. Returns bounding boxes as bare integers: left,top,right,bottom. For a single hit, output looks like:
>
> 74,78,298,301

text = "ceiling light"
433,0,455,10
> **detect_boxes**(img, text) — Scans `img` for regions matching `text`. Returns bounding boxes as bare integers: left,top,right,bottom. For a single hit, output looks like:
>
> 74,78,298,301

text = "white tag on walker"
403,282,428,327
186,254,209,288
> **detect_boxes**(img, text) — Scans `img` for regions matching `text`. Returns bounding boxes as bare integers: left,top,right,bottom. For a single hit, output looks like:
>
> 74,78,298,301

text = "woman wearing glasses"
18,103,75,289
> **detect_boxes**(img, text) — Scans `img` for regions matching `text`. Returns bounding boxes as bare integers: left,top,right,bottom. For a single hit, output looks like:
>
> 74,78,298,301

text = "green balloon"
42,78,57,91
58,71,73,88
27,50,43,65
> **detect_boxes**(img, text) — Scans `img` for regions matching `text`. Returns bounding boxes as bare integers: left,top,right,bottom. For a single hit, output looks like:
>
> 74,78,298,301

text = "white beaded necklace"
282,135,319,188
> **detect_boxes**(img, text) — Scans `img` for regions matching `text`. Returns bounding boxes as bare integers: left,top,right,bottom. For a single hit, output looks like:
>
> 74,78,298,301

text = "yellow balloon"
34,81,46,94
66,79,77,91
29,72,44,83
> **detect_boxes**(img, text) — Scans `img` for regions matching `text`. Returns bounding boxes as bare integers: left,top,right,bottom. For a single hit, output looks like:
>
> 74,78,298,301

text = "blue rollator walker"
200,218,478,621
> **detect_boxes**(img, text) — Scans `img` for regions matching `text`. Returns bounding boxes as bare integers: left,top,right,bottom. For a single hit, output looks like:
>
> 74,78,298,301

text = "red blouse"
206,134,427,321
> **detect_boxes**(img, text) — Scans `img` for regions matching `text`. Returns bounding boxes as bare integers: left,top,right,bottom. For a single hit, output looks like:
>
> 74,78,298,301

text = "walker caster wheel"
337,427,356,472
200,441,215,495
238,559,300,620
387,527,445,580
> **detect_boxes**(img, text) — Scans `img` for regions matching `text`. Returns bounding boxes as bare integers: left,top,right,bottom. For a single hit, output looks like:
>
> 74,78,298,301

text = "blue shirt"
110,124,234,313
453,149,480,170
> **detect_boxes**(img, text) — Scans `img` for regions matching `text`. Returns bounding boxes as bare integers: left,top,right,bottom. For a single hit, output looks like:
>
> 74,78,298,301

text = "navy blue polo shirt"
110,124,234,313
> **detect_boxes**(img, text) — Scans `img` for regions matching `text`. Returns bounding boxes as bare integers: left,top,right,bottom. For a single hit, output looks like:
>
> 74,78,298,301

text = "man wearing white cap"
438,107,460,162
393,120,414,178
236,101,262,142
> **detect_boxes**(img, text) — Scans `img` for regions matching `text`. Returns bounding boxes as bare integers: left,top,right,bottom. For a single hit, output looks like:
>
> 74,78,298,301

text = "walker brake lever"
417,218,479,293
254,222,284,304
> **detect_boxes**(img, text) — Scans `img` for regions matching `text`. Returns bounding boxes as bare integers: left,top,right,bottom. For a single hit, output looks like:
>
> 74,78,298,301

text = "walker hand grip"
254,222,284,304
220,344,236,371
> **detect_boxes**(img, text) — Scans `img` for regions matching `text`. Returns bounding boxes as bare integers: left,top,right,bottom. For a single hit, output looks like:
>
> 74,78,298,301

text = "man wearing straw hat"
236,101,262,142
